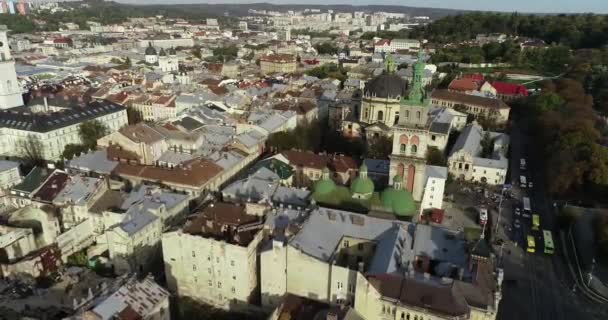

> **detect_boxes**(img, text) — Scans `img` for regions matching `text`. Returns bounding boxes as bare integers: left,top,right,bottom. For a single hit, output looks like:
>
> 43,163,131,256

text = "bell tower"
0,25,23,110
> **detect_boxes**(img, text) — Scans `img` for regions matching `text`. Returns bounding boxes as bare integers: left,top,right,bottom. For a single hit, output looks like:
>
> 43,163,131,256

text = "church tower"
0,25,23,110
388,48,430,201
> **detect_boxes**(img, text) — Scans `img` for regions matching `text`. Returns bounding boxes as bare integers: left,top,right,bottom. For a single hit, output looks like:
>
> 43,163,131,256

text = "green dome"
313,174,336,196
350,176,374,195
381,188,415,216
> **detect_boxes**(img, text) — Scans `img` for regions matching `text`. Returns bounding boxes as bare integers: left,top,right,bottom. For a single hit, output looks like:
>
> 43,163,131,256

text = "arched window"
400,144,406,153
405,110,410,118
364,110,369,119
416,110,421,119
377,110,384,121
411,144,417,153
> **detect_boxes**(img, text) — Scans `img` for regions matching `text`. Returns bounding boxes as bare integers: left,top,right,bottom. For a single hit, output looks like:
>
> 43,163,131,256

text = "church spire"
384,54,396,74
401,47,429,106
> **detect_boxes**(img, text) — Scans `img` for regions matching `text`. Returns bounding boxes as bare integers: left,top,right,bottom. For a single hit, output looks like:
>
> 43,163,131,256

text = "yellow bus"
543,230,554,255
527,235,536,253
532,214,540,231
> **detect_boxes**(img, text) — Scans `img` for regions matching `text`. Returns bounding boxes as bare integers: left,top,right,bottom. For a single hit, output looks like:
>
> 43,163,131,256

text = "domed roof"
313,168,336,196
159,48,167,57
145,43,157,55
168,47,177,55
381,188,415,216
364,73,407,99
350,176,374,195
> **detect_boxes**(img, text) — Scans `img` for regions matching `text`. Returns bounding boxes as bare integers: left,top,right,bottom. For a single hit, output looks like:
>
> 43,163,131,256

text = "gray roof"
449,123,509,170
449,123,483,158
363,159,390,175
426,165,448,180
429,122,451,134
53,176,103,206
0,160,19,172
120,211,158,236
364,73,407,99
157,151,195,165
66,149,118,174
413,224,467,270
209,150,245,170
173,116,204,131
120,185,188,213
289,208,414,275
0,100,125,133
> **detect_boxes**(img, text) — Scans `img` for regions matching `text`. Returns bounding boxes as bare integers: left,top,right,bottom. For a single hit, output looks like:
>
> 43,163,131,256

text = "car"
522,212,531,218
528,181,533,188
514,207,521,216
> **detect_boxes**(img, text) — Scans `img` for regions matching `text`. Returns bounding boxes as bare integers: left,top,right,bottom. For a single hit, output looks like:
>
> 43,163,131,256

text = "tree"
365,136,392,159
62,144,89,160
480,132,494,158
19,134,44,166
426,146,446,166
315,42,339,55
79,120,108,149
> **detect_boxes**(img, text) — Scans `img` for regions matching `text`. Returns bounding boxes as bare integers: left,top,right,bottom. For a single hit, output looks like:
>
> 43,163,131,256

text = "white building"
0,101,128,161
162,202,264,309
420,165,447,214
158,47,179,72
107,211,162,274
0,25,24,109
0,225,37,263
374,38,420,53
448,123,510,185
0,160,21,190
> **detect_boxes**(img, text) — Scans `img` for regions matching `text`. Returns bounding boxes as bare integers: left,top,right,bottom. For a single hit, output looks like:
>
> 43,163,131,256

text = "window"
218,282,222,288
208,280,212,287
416,111,421,119
230,260,235,267
231,287,236,293
431,135,436,141
192,251,195,257
358,243,364,251
208,268,211,274
344,240,350,248
411,145,417,153
207,256,211,261
216,257,220,263
377,110,384,121
465,164,469,171
405,110,410,118
193,265,196,271
337,281,343,289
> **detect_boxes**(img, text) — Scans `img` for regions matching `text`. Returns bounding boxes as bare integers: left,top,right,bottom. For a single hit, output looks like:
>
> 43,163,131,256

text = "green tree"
365,136,392,159
480,132,494,158
79,120,108,149
62,144,89,160
426,146,447,166
315,42,339,55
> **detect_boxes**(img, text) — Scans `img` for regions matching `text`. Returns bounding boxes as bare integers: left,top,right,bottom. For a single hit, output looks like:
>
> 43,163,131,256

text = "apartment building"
0,101,128,161
260,54,297,75
162,202,265,309
0,160,21,190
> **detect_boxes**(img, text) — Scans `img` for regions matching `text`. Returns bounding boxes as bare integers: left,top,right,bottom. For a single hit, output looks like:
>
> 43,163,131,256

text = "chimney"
43,96,49,112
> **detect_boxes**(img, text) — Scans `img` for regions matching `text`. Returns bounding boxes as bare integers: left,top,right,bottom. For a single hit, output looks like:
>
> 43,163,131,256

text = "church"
144,42,179,73
0,25,23,110
360,50,457,202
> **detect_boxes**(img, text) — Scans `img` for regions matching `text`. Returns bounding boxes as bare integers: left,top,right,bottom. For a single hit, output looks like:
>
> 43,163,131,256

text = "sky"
120,0,608,14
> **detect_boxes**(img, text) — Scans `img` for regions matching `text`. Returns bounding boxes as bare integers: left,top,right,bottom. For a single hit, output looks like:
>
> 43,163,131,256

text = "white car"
514,207,521,216
528,181,533,188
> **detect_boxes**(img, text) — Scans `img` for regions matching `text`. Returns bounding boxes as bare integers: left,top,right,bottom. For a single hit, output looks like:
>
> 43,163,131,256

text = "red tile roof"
113,158,223,188
462,73,485,82
489,81,529,97
448,78,480,92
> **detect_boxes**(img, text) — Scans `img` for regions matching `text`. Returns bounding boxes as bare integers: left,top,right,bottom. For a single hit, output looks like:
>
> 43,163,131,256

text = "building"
0,101,128,160
448,123,509,185
76,275,170,320
420,165,447,214
277,28,291,41
162,202,265,309
431,90,511,126
144,42,158,64
260,54,297,75
0,160,21,190
374,39,420,53
0,25,23,109
129,93,177,122
97,123,167,165
107,211,162,274
158,47,179,72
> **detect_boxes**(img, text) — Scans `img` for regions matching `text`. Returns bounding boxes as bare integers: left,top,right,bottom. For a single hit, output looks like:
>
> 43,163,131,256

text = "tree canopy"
79,120,109,149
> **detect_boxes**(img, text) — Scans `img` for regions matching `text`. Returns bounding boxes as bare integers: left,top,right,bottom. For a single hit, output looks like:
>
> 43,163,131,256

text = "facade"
130,94,177,122
0,160,21,189
0,25,23,110
97,123,167,165
0,101,128,161
158,47,179,72
162,203,264,309
448,123,509,185
260,54,297,75
431,90,511,126
374,39,420,53
420,165,447,214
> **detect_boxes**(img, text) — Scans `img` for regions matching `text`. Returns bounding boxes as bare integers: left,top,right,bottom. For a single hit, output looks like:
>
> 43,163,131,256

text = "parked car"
528,181,533,189
514,207,521,216
513,218,521,229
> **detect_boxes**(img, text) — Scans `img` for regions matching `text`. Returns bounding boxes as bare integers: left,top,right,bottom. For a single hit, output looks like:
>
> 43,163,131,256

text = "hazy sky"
119,0,608,13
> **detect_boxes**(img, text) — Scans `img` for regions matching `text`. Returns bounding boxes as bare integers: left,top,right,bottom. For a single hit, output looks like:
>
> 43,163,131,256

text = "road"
496,122,608,320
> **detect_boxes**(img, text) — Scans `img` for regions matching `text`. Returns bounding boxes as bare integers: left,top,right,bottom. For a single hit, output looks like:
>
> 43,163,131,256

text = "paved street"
496,122,608,320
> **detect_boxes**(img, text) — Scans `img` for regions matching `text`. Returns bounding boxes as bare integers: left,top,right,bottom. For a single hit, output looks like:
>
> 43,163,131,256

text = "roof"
281,151,357,173
67,149,118,174
52,176,103,206
448,78,480,92
113,158,223,189
260,53,296,63
92,276,169,320
364,73,407,99
119,123,166,144
432,89,510,110
426,165,448,180
367,273,470,318
32,171,69,202
119,211,158,236
0,160,19,172
413,224,467,269
0,100,125,133
489,81,528,97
